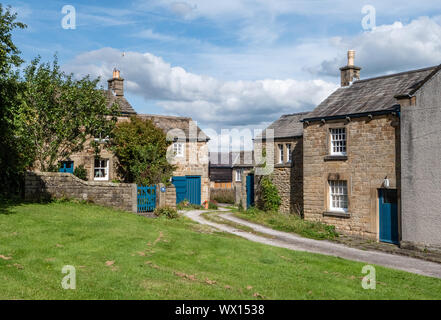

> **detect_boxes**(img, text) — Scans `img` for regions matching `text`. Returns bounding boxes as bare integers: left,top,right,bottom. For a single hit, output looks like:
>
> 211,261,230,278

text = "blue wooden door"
172,177,187,204
59,161,74,173
379,189,399,244
137,185,156,212
246,174,255,209
172,176,201,205
186,176,201,205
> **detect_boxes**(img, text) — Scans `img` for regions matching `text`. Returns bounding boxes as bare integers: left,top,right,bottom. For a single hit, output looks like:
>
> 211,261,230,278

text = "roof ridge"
138,113,192,120
280,111,310,117
352,65,440,84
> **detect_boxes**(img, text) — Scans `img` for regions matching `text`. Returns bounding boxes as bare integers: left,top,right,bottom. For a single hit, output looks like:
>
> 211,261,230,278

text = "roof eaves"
302,108,399,123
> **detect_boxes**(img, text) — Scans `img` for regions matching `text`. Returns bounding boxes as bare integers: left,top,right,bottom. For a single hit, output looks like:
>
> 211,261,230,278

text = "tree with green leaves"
111,117,176,185
18,57,119,171
0,4,27,195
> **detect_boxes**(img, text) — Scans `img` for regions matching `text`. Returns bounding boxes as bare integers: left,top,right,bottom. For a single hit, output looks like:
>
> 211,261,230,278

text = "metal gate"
137,185,156,213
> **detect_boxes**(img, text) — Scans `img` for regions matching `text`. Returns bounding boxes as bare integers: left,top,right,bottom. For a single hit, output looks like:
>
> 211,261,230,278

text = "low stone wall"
156,183,177,209
25,171,137,213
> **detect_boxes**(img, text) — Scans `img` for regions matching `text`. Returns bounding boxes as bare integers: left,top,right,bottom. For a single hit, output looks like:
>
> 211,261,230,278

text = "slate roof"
105,90,137,115
232,151,254,168
260,112,309,139
209,152,234,168
304,65,441,121
137,114,210,142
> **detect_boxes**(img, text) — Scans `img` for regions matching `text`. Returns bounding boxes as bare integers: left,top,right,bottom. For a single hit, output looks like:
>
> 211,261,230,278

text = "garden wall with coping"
25,171,137,213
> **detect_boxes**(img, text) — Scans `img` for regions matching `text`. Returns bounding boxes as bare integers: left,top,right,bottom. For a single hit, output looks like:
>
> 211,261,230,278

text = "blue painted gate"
172,176,201,205
246,174,255,209
379,189,399,244
59,161,74,173
137,185,156,213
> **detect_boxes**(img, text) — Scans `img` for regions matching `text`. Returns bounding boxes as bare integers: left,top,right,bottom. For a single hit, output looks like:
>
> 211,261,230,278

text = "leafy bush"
111,117,175,185
210,188,235,204
154,206,179,219
177,200,204,210
208,200,218,210
73,164,87,181
257,176,281,212
203,200,218,210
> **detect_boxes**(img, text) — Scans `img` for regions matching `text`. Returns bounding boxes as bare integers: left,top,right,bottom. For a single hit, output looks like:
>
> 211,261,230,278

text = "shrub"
210,188,235,204
111,116,176,185
257,176,281,212
177,200,204,210
207,200,218,210
73,164,87,181
154,206,179,219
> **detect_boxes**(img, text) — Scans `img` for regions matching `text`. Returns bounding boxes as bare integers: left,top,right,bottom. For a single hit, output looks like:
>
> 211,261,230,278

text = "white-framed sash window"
94,158,109,181
235,168,243,182
173,142,185,157
330,128,347,156
278,144,284,164
329,180,348,212
286,144,292,163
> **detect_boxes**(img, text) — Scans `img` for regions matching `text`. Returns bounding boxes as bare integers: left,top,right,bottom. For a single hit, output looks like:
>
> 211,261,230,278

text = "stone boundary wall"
25,171,137,213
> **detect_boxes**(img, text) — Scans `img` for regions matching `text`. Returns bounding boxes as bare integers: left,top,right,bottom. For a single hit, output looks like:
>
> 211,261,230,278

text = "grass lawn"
1,201,441,300
233,208,339,240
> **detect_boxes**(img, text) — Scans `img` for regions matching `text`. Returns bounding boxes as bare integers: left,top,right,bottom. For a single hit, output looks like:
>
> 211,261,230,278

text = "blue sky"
7,0,441,149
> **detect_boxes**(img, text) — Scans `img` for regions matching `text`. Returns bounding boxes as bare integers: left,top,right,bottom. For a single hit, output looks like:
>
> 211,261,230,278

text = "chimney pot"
340,50,361,87
348,50,355,66
113,68,121,79
108,68,124,96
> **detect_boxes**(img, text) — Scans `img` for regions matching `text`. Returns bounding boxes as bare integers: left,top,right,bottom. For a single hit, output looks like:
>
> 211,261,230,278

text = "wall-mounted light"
383,177,390,188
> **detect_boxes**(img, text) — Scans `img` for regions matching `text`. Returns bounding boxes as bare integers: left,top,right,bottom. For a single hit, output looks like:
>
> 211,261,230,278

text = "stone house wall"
400,70,441,251
254,137,303,214
24,171,137,213
303,115,399,239
171,141,210,204
232,167,253,208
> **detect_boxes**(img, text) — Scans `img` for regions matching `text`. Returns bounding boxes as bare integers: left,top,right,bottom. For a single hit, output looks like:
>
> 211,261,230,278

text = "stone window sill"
323,211,351,218
324,155,348,161
274,163,292,168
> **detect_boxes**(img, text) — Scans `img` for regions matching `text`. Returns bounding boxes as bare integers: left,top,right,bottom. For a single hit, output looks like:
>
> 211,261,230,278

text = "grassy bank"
233,208,339,240
1,201,440,299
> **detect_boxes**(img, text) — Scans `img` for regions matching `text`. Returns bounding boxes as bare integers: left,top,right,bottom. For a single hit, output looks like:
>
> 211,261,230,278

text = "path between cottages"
183,208,441,279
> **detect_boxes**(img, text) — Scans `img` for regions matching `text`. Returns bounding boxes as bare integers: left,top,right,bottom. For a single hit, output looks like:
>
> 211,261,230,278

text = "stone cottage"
302,50,441,246
256,112,308,214
232,151,254,208
61,69,210,205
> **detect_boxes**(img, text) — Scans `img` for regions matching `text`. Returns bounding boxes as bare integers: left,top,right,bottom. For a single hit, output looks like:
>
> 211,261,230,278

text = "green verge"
0,201,440,300
233,208,339,240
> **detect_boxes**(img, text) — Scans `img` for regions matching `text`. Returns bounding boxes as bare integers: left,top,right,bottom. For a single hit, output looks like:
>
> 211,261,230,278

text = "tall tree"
0,4,27,195
19,57,119,171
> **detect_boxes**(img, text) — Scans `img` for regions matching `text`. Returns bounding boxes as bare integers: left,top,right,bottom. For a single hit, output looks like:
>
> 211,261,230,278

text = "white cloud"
133,29,176,41
312,16,441,77
64,47,337,130
169,1,197,19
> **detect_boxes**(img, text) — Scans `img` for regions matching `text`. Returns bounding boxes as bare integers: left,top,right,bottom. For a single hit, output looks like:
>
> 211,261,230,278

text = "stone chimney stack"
108,68,124,96
340,50,361,87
